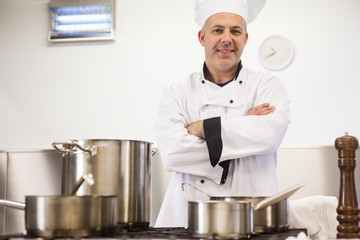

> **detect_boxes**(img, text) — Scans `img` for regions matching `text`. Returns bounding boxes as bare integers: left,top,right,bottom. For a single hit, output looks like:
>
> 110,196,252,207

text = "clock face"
259,36,294,71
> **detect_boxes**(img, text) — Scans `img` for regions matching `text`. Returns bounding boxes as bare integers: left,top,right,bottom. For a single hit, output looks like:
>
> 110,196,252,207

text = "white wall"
0,0,199,149
1,0,360,149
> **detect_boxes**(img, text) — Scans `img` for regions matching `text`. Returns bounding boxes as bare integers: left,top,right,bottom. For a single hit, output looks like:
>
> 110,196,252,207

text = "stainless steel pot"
210,196,287,233
0,195,118,238
185,182,305,236
188,197,277,238
188,200,253,239
53,139,153,228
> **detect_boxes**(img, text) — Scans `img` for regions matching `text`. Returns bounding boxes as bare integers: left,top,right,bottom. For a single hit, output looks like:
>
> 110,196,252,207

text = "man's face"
198,12,248,72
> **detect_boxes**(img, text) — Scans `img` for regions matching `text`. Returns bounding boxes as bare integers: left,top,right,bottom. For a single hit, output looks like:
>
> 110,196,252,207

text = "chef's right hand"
186,120,205,139
246,103,275,116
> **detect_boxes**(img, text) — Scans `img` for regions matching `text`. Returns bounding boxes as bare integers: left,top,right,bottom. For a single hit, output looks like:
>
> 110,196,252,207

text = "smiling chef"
154,0,291,227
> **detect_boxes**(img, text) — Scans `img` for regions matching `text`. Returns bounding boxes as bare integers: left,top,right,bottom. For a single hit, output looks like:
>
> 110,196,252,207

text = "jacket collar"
202,61,243,86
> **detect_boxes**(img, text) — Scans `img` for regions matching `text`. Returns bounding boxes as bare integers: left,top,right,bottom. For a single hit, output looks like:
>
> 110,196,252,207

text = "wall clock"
259,36,295,71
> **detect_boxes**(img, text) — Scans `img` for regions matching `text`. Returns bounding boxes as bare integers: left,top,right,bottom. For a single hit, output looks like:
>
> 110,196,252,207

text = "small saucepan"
188,200,254,239
210,196,288,233
186,182,305,238
0,174,118,238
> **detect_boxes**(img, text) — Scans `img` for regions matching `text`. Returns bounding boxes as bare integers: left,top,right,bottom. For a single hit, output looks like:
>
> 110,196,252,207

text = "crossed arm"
186,103,275,139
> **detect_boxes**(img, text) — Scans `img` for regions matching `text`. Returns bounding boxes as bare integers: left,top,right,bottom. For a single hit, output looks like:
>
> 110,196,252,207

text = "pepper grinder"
335,133,360,238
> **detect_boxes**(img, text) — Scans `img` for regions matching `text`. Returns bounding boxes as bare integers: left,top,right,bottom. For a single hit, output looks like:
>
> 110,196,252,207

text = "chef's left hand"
246,103,275,116
187,120,205,139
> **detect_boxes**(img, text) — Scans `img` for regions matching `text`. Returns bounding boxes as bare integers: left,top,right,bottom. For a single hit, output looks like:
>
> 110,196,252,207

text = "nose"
221,31,231,44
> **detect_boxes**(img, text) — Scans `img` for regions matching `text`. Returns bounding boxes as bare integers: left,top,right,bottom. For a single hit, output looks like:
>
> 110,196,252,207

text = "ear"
244,32,249,45
198,30,205,47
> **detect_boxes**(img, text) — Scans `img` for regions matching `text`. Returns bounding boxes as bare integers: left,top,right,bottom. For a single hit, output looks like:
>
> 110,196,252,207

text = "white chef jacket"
154,65,291,227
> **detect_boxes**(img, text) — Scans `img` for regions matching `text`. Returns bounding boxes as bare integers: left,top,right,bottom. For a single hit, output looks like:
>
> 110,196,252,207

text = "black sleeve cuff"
203,117,223,167
219,160,231,184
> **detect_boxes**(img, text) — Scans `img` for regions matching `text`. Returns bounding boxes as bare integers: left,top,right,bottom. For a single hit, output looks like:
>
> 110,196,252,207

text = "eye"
212,28,223,34
231,29,242,36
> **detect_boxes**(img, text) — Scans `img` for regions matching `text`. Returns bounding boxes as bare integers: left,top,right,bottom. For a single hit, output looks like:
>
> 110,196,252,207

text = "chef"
154,0,291,227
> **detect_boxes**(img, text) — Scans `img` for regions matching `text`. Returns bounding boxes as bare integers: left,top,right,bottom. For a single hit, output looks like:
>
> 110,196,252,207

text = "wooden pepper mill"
335,133,360,238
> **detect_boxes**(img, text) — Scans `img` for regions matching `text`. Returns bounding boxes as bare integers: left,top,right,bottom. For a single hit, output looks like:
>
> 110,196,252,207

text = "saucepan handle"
151,149,157,157
52,141,97,156
254,182,306,211
70,173,95,195
0,199,26,210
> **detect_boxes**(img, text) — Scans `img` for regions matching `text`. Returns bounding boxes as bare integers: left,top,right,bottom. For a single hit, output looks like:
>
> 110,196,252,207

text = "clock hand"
264,44,289,59
274,43,288,53
264,47,277,59
264,50,276,59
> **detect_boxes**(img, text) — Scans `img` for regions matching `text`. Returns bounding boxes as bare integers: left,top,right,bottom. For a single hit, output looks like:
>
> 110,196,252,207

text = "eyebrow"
211,25,243,30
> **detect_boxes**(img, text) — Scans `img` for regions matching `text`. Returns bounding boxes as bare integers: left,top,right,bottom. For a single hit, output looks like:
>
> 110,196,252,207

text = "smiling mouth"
218,49,234,53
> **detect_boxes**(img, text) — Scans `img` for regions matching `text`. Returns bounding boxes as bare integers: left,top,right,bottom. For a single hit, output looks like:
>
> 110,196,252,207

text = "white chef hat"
194,0,266,27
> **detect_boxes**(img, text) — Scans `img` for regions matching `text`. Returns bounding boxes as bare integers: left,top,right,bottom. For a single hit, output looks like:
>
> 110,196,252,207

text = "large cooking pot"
0,195,118,238
53,139,153,228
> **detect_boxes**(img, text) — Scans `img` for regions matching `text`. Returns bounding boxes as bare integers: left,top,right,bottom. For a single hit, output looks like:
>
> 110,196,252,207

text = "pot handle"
151,149,157,157
0,199,25,210
52,141,97,156
254,182,306,211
